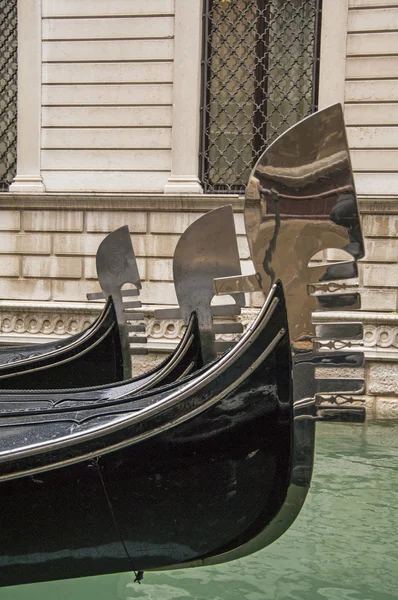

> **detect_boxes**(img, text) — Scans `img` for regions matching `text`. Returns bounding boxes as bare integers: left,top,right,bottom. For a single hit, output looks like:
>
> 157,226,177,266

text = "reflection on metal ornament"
219,105,366,423
156,205,245,364
89,226,146,375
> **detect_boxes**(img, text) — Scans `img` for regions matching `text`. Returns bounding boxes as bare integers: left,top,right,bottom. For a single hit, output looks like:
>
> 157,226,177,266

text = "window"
201,0,322,193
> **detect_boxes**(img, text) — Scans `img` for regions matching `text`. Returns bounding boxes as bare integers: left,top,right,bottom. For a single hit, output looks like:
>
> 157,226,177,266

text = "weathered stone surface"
0,234,51,255
23,256,82,279
315,367,365,379
362,238,398,262
131,234,179,258
362,263,398,288
147,258,173,281
0,279,51,301
24,210,83,232
375,396,398,420
140,281,177,305
54,233,106,255
237,235,250,259
360,289,397,311
149,212,201,234
86,210,147,233
363,214,398,237
131,352,165,376
233,213,246,235
325,248,352,261
0,211,20,231
0,256,20,277
53,280,100,301
367,362,398,395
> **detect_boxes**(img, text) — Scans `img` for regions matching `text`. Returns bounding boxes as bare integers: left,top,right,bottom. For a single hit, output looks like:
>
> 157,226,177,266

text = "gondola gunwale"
0,282,287,482
0,298,124,388
0,312,201,410
0,298,116,374
0,311,201,410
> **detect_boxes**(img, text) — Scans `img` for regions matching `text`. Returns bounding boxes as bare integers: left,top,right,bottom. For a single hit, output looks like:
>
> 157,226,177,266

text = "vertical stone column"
10,0,45,192
164,0,203,194
318,0,349,109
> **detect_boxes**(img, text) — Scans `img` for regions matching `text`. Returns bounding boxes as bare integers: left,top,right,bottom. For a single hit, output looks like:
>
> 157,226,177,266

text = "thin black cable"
93,458,144,584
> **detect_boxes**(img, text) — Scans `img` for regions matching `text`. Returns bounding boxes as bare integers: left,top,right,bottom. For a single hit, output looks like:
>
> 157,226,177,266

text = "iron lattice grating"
201,0,322,193
0,0,17,191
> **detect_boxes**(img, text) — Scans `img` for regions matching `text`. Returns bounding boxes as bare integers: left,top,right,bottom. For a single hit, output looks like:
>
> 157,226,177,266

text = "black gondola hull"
0,284,294,587
0,298,124,389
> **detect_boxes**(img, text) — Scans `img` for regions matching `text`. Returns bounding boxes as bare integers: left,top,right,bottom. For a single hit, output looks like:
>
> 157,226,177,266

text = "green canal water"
1,421,397,600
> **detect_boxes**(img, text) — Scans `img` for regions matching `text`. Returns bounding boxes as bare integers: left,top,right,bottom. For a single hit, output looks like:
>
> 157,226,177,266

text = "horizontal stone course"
52,280,101,302
363,214,398,237
360,289,397,311
0,234,51,255
53,233,107,255
147,258,173,281
362,263,398,288
0,256,20,277
362,238,398,262
0,279,51,301
23,210,83,232
86,211,147,233
84,256,146,281
140,281,177,305
0,211,20,231
149,212,201,234
23,256,82,279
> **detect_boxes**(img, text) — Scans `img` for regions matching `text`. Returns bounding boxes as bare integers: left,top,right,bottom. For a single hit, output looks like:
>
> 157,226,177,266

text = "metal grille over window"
0,0,17,191
201,0,322,193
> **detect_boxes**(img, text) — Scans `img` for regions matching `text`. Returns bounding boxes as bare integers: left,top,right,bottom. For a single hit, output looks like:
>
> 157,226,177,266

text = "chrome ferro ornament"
215,103,365,403
156,205,245,364
208,104,367,561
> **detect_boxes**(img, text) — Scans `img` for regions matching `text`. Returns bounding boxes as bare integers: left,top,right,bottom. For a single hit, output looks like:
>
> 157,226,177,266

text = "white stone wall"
346,0,398,196
41,0,175,192
2,0,398,417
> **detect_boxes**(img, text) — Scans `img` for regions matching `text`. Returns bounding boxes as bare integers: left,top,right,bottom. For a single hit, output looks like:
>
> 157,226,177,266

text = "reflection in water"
1,422,397,600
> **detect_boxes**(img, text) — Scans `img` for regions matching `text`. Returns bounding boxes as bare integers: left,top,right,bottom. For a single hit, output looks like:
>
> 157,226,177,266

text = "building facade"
0,0,397,415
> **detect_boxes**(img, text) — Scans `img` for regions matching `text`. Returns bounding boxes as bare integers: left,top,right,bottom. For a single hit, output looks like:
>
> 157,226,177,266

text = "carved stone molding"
313,309,398,360
0,302,259,350
363,325,398,349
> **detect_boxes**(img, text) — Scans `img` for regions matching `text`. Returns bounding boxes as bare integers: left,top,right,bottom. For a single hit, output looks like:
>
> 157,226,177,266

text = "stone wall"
0,195,397,417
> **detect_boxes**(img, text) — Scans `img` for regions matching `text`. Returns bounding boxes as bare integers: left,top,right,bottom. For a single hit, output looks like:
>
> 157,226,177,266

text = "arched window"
201,0,322,193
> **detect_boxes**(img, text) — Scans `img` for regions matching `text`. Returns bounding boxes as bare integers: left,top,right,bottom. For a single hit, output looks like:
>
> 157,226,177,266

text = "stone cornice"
0,193,244,212
358,196,398,214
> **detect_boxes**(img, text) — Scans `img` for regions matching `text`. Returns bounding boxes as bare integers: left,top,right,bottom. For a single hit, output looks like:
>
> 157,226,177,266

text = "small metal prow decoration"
87,226,147,377
155,205,245,364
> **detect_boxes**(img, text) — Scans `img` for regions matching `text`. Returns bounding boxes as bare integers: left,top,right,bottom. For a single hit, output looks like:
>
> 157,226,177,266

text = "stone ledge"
0,193,244,213
358,196,398,214
313,310,398,361
0,301,259,352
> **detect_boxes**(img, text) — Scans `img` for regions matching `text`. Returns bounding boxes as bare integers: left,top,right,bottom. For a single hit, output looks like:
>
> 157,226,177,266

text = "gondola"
0,208,241,391
0,296,127,389
0,226,140,387
0,281,364,588
0,281,292,587
0,310,202,410
0,105,366,588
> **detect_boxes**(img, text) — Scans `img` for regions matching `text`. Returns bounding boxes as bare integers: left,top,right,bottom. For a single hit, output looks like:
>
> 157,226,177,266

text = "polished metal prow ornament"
155,205,245,364
214,104,366,420
87,226,147,378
